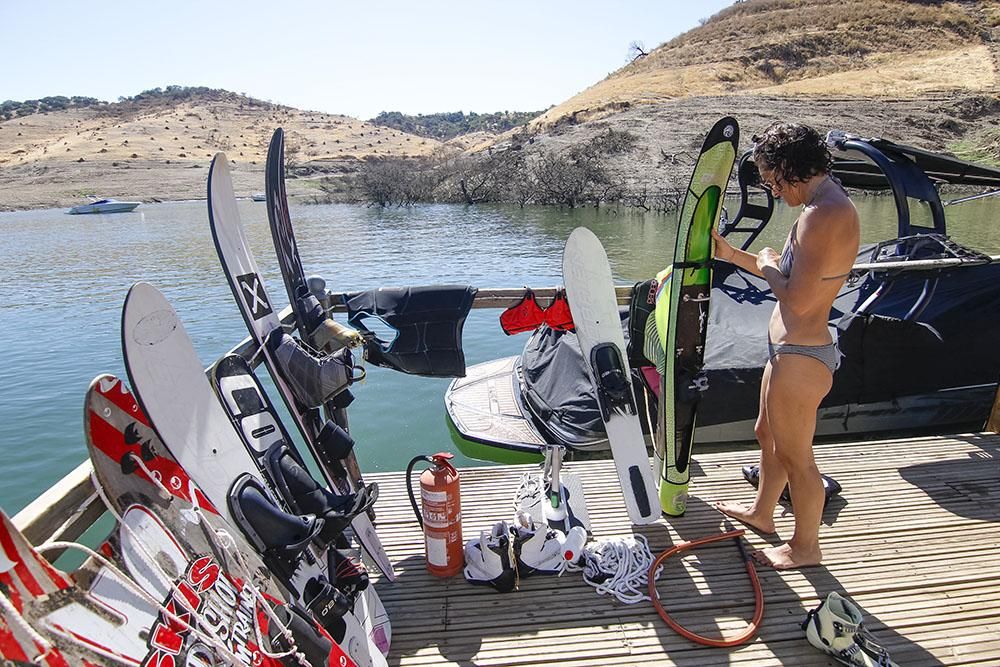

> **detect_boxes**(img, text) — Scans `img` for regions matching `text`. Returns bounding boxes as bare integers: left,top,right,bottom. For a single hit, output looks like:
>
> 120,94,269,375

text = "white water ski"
121,282,386,667
562,227,660,525
207,154,395,582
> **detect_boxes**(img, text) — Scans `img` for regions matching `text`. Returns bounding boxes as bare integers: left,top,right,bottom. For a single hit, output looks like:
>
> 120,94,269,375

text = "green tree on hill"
0,95,103,120
370,109,546,140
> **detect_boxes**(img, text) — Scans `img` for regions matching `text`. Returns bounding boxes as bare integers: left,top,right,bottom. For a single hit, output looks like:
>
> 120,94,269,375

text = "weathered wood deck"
366,432,1000,666
12,430,999,665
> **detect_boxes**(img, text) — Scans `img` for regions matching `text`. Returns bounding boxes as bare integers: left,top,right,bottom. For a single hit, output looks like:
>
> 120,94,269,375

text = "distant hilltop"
0,87,443,210
4,0,1000,211
0,86,547,210
534,0,1000,128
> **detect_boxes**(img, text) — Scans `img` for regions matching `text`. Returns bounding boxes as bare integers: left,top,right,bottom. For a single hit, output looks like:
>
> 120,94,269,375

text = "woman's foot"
714,501,776,534
752,542,822,570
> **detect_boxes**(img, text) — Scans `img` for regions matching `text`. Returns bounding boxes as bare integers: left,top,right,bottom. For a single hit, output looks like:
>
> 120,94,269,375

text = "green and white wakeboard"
653,117,739,516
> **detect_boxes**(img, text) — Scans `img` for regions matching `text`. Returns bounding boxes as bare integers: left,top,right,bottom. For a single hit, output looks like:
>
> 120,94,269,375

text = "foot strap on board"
590,343,637,420
227,473,323,558
315,420,354,472
266,329,361,408
302,577,352,634
264,443,379,543
328,548,369,598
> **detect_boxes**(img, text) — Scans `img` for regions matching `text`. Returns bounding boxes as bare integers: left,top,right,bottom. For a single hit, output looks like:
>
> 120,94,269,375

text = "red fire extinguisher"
406,453,464,577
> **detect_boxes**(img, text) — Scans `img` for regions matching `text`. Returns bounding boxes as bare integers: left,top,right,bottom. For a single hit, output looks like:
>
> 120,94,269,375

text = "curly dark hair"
751,122,832,187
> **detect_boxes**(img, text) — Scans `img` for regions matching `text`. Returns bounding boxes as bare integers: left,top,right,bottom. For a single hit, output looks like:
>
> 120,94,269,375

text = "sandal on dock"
741,464,842,507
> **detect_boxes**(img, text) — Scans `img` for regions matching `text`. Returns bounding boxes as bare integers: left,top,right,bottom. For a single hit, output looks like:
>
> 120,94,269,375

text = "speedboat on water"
67,198,141,214
446,132,1000,462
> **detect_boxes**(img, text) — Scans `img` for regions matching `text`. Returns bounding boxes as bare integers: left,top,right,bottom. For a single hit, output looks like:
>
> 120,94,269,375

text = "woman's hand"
756,247,780,273
711,228,736,263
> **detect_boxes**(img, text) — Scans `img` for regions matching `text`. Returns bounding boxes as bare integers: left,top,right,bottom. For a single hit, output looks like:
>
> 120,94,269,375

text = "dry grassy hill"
534,0,1000,128
0,91,443,210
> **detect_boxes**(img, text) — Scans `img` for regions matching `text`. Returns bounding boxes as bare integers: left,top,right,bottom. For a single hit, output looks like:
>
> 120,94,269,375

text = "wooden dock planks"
10,431,1000,665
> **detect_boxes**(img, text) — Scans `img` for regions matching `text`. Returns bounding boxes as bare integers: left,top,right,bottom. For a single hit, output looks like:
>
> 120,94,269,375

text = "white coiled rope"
513,470,658,603
568,533,655,604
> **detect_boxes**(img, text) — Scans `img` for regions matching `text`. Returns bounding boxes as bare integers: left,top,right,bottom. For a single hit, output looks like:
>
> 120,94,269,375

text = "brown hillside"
535,0,999,128
0,92,443,210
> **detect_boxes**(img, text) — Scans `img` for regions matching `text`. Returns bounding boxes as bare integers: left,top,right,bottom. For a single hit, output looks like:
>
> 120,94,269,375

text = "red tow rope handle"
648,528,765,648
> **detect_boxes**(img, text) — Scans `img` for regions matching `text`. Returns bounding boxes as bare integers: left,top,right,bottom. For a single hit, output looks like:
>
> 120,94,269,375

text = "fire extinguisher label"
426,536,448,567
422,489,451,528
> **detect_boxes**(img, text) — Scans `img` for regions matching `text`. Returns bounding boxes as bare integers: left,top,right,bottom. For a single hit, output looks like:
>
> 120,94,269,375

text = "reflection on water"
1,196,999,513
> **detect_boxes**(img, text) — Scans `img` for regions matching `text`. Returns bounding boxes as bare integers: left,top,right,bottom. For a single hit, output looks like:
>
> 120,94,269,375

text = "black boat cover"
695,243,1000,432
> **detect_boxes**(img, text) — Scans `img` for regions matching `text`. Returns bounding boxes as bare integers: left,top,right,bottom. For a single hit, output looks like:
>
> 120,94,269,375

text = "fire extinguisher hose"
647,528,764,648
406,455,436,526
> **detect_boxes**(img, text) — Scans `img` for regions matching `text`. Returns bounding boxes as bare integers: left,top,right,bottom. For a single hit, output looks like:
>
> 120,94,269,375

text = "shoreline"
0,173,978,215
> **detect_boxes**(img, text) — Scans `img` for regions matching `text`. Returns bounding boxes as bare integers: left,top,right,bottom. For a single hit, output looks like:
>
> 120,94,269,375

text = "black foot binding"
590,343,636,421
329,548,369,599
227,474,323,559
264,443,379,544
304,576,352,634
316,420,354,464
265,329,354,408
742,464,842,507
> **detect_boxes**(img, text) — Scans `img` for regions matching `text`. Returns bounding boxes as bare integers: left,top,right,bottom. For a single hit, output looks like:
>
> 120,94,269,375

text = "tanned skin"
712,167,859,569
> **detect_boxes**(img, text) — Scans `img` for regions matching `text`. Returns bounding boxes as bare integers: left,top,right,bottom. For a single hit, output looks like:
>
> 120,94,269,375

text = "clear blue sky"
1,1,735,120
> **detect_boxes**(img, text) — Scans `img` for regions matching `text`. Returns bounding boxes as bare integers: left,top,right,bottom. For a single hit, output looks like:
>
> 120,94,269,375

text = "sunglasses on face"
757,170,783,195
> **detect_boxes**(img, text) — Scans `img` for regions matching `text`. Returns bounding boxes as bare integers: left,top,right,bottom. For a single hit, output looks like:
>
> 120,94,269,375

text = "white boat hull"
68,200,141,214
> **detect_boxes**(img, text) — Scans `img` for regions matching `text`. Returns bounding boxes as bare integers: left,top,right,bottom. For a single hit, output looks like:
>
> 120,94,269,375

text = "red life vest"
543,289,574,331
499,288,546,335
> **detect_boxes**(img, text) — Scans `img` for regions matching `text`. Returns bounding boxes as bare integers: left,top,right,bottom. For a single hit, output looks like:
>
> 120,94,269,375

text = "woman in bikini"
711,122,860,569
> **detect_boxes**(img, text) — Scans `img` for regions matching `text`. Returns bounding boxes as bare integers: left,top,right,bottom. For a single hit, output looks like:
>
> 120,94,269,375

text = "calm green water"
2,196,999,515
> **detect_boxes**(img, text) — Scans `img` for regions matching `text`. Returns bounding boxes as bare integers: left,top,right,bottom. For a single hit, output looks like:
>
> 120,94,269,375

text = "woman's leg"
752,353,832,569
715,362,784,534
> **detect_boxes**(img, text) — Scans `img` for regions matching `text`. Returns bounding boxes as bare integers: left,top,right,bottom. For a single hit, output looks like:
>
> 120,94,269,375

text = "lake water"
2,196,1000,515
